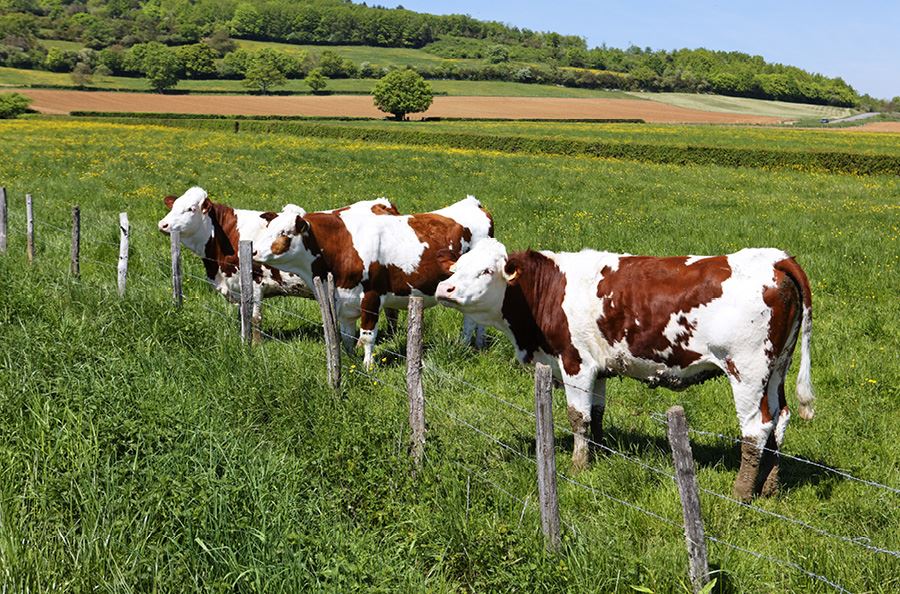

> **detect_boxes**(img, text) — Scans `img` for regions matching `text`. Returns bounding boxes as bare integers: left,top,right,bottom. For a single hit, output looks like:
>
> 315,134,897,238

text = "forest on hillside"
0,0,869,107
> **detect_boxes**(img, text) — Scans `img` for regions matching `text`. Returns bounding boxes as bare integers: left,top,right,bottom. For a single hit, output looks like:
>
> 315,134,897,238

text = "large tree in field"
243,49,287,93
372,69,433,120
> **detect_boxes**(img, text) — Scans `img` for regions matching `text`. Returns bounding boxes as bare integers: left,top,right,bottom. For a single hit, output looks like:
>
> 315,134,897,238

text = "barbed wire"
647,412,900,496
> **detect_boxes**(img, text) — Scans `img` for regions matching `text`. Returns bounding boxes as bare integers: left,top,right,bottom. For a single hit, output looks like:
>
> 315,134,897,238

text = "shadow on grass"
509,425,843,496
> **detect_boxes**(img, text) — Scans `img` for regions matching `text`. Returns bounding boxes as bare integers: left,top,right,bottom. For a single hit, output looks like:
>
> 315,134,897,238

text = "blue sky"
381,1,899,99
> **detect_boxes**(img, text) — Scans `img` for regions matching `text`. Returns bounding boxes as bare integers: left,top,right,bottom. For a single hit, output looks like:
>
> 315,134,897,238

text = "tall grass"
0,119,897,592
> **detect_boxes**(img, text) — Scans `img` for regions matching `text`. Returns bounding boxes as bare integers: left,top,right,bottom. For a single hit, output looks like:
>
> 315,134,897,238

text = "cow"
434,238,815,502
157,186,318,341
252,196,494,367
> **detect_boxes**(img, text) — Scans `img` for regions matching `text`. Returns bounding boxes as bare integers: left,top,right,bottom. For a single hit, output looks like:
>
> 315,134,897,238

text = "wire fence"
3,193,897,593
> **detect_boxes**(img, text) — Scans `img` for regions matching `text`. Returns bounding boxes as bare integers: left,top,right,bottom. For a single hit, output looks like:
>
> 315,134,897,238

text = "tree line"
0,1,890,107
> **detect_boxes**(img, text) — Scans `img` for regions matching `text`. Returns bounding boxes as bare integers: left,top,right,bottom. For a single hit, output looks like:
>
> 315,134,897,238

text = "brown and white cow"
252,196,494,367
157,186,317,340
434,239,815,501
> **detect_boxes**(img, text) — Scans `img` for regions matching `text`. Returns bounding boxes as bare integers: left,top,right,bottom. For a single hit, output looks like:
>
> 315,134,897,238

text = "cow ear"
163,195,176,210
259,211,278,223
503,261,520,285
436,248,458,275
295,215,309,234
200,198,212,214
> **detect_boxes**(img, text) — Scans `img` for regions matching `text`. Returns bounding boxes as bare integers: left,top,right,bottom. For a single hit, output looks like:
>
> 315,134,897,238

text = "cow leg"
761,370,791,498
562,365,599,472
731,381,775,503
461,316,487,349
358,291,382,368
338,317,357,353
590,377,607,457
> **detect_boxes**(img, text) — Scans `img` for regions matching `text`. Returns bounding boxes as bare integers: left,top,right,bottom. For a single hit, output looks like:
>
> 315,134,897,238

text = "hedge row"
71,111,643,124
86,116,900,176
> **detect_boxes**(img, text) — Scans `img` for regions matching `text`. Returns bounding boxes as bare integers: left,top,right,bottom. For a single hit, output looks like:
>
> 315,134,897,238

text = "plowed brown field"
20,89,785,124
844,122,900,133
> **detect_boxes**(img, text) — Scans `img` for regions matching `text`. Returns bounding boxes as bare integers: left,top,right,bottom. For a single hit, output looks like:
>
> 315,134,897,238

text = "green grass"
1,66,631,97
39,38,86,52
0,119,898,592
629,91,854,120
235,39,477,69
275,118,900,157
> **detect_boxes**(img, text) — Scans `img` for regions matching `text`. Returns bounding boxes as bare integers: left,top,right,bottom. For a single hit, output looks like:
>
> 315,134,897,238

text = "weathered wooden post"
666,405,709,594
0,186,7,253
238,240,253,346
117,212,129,297
534,362,561,552
407,295,425,467
313,273,341,390
170,230,182,308
25,193,34,263
70,206,80,277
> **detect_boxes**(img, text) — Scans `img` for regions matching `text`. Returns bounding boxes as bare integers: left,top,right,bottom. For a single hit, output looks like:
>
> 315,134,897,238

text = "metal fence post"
25,193,34,263
70,206,80,277
0,186,7,253
239,240,253,346
170,230,182,308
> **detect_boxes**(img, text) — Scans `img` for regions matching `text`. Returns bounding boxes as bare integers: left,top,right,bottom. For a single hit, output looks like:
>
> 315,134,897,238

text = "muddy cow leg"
731,380,774,503
562,364,599,472
590,377,607,459
251,284,263,345
761,382,791,497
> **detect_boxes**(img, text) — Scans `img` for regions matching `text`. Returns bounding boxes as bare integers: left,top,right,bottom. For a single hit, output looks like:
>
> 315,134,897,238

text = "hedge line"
87,116,900,176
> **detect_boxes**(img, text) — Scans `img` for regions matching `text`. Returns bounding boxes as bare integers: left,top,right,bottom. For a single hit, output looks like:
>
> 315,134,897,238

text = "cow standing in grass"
434,239,815,501
252,196,494,367
157,186,316,341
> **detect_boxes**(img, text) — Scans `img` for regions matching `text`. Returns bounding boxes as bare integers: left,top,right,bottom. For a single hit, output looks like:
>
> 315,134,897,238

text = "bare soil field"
844,121,900,133
19,89,784,124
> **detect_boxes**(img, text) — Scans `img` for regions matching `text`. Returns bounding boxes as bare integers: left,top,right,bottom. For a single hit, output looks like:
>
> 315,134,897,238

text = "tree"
485,44,509,64
71,62,92,87
138,43,182,92
176,43,218,78
44,47,78,72
243,49,286,93
372,68,433,120
0,92,30,119
305,67,328,93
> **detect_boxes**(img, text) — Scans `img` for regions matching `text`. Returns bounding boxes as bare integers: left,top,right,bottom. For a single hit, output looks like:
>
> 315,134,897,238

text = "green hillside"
0,1,867,107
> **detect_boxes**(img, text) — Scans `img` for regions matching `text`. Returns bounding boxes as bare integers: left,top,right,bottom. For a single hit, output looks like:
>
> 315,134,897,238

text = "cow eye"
480,268,492,277
188,206,196,213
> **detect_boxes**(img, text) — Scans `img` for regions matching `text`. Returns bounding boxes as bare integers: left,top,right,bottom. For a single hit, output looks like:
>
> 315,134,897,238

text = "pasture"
0,119,898,592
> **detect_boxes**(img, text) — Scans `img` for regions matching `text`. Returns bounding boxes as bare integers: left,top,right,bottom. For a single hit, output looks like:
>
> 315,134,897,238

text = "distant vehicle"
820,118,830,123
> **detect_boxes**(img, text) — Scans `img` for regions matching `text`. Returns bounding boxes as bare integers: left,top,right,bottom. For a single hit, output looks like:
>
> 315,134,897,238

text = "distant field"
235,39,480,68
39,39,85,51
272,119,900,157
632,91,854,120
0,66,630,98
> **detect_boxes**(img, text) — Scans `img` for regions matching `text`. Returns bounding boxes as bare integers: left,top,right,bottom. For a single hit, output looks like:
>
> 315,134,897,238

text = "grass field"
212,117,900,157
630,92,854,120
0,119,897,592
1,66,632,98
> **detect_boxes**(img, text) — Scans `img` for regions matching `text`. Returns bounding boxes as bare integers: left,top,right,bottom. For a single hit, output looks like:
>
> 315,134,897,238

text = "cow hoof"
732,479,754,504
571,451,589,473
761,472,780,498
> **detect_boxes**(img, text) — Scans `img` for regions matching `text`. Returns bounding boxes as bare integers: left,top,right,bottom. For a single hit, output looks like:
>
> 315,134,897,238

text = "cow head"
252,204,313,275
158,186,212,236
435,238,512,318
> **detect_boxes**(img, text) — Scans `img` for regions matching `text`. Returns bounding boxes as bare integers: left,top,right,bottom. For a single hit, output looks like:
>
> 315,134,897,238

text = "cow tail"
776,257,815,420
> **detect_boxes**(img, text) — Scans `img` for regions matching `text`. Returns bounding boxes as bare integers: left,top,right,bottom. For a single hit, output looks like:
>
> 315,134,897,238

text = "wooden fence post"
70,206,80,277
25,193,34,263
666,405,709,593
0,186,7,253
117,212,129,297
407,295,425,467
313,274,341,390
238,240,253,347
534,362,561,552
170,230,182,308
